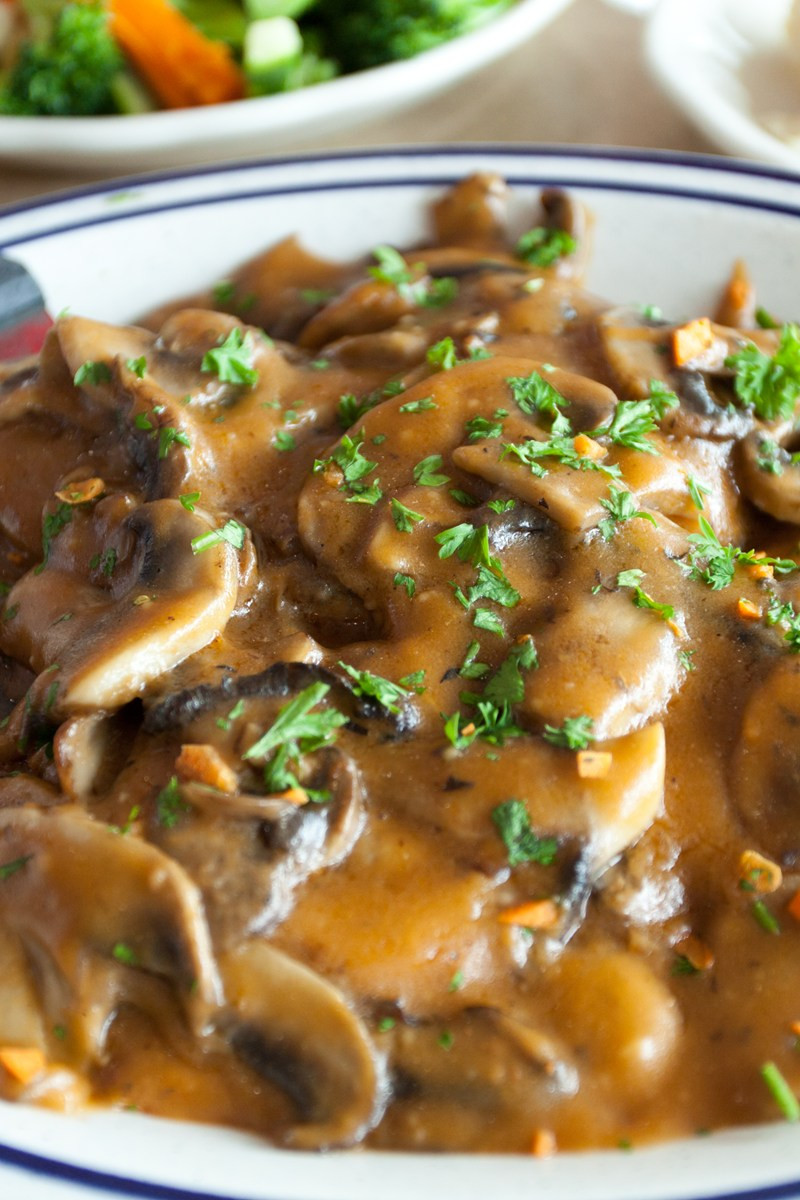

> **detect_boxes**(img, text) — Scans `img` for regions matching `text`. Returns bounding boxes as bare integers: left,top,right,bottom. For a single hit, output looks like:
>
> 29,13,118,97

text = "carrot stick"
109,0,245,110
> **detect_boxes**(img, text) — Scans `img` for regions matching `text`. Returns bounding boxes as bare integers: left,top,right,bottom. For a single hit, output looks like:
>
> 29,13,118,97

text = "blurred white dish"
0,0,572,173
645,0,800,168
3,147,800,1199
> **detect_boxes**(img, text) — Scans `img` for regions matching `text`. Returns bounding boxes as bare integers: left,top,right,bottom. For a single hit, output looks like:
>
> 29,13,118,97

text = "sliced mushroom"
737,422,800,524
0,804,221,1063
4,498,240,713
431,173,511,249
216,940,385,1149
731,657,800,862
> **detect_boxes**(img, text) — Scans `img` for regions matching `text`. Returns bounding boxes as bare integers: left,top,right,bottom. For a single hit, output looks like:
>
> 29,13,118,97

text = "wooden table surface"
0,0,713,209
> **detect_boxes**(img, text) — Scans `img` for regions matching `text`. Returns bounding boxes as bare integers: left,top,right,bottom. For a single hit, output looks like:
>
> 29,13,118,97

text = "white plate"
0,0,572,173
645,0,800,168
3,146,800,1200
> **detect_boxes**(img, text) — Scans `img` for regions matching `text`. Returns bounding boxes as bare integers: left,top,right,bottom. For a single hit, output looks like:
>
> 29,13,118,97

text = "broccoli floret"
308,0,513,73
0,2,123,117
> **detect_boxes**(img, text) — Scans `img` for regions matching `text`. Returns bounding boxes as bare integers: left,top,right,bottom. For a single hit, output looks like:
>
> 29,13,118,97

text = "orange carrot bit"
0,1047,46,1085
461,722,477,737
280,786,310,807
747,561,775,581
740,849,783,894
531,1127,557,1158
790,1020,800,1037
676,934,715,972
787,889,800,922
176,744,238,793
55,477,105,505
573,433,607,461
498,899,560,931
576,749,613,779
672,317,714,366
737,597,762,622
109,0,246,110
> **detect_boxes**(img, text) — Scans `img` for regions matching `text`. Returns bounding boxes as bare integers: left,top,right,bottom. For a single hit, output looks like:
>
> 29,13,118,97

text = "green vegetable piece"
491,799,558,866
542,715,594,750
201,328,259,387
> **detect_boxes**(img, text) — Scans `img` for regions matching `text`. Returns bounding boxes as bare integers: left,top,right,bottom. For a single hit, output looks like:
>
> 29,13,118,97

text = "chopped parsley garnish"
755,307,780,331
74,360,112,386
398,670,426,693
337,391,381,429
755,437,784,475
314,429,380,503
201,327,259,387
687,475,712,510
427,337,458,370
179,491,200,512
473,609,506,636
589,383,678,455
437,1030,454,1051
242,682,348,794
542,715,594,750
598,485,656,541
751,898,780,935
399,396,437,414
436,522,496,568
672,954,701,977
502,424,619,479
216,699,245,731
369,245,457,308
725,324,800,421
459,640,490,680
391,498,424,533
450,488,480,507
685,517,797,590
506,370,564,418
36,502,73,573
112,942,139,966
299,287,336,305
761,1061,800,1122
0,854,32,880
156,776,191,828
377,1016,396,1032
482,637,538,706
766,594,800,652
448,969,464,992
190,519,247,555
338,662,412,715
491,798,558,866
125,356,147,378
465,565,520,609
466,414,505,441
273,430,296,453
2,604,17,622
393,572,416,597
515,227,576,268
487,497,516,514
89,547,117,577
616,568,676,624
413,454,450,488
678,648,696,672
157,426,191,459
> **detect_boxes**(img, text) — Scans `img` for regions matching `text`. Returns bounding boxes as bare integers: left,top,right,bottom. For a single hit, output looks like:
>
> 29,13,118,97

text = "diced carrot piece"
531,1128,557,1157
740,849,783,894
55,477,105,505
573,433,607,460
109,0,245,110
737,598,762,621
0,1047,46,1084
747,562,775,581
176,744,238,793
787,889,800,922
498,899,560,930
280,786,310,807
672,317,714,366
576,750,613,779
676,934,715,971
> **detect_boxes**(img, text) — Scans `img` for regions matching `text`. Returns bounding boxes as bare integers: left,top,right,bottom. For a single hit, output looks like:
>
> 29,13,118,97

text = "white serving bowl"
0,0,572,173
2,146,800,1200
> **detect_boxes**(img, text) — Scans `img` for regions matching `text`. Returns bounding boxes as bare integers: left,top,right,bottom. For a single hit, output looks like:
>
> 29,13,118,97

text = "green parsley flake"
190,519,247,555
515,227,576,267
273,430,296,453
427,337,458,370
338,662,411,715
687,475,712,510
506,370,565,417
179,491,201,512
125,356,147,378
616,568,676,625
0,854,32,880
391,498,424,533
598,485,657,541
685,517,797,590
36,503,73,574
399,396,437,414
112,942,139,966
74,360,112,387
201,327,259,388
542,715,594,750
589,383,678,455
725,324,800,421
491,798,558,866
156,776,190,828
762,1062,800,1121
413,454,450,488
243,682,348,794
393,572,416,597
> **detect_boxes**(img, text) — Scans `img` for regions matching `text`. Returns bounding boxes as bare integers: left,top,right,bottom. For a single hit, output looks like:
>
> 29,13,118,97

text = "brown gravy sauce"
0,174,799,1154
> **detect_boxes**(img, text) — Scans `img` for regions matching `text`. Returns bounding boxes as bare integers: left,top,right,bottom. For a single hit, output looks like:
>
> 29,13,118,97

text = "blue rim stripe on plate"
1,143,800,1200
1,145,800,252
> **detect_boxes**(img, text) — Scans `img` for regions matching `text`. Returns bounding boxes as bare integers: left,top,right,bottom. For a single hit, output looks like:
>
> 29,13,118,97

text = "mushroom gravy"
1,174,800,1153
